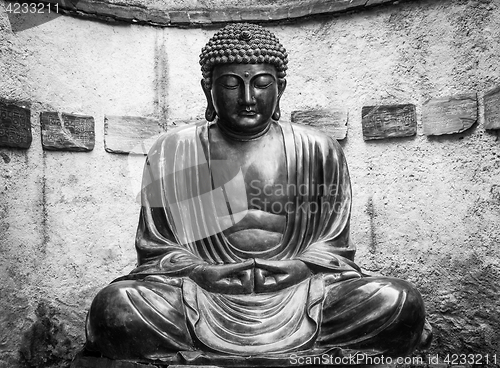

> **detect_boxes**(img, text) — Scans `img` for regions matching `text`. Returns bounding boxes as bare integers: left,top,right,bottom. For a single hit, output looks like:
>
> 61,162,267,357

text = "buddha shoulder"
287,121,343,156
147,122,205,156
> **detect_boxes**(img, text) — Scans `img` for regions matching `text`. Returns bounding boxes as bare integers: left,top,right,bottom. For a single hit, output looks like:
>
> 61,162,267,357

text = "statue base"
70,354,220,368
70,355,400,368
71,354,154,368
70,349,408,368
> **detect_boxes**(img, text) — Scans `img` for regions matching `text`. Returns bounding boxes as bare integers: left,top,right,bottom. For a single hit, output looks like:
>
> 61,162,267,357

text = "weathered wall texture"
0,0,499,367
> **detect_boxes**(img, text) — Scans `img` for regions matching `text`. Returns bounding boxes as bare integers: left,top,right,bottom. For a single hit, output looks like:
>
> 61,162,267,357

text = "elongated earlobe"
272,105,281,121
273,78,287,121
201,79,217,122
205,106,216,121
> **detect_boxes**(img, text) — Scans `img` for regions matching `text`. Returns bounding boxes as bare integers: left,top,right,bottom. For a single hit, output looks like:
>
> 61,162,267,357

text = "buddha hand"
253,259,311,293
189,259,255,294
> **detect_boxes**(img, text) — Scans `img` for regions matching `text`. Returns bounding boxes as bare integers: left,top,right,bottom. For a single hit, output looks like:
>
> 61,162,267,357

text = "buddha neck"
216,119,272,142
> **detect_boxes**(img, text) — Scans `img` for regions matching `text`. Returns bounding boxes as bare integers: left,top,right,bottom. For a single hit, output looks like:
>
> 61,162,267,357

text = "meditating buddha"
85,23,430,363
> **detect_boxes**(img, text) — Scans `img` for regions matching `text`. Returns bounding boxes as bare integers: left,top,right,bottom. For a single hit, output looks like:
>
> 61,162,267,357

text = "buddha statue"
85,23,431,364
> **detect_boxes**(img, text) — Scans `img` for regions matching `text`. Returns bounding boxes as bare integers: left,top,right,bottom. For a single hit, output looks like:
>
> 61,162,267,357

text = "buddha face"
204,63,286,134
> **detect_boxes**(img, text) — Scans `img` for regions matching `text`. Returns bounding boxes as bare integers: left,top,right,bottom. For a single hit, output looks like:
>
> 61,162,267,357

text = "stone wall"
1,0,499,367
37,0,397,27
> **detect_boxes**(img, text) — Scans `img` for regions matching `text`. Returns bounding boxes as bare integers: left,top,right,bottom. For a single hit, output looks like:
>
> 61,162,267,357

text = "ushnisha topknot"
200,23,288,88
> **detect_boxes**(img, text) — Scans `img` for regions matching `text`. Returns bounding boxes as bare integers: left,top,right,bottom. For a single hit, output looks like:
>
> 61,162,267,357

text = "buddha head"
200,23,288,135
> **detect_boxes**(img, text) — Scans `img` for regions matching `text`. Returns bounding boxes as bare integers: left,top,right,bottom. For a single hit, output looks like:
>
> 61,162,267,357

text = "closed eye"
255,82,273,89
220,83,239,89
218,75,240,89
254,75,274,89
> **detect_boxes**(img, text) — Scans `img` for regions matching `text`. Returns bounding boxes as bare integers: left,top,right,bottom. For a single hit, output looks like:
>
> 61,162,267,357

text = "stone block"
288,4,309,19
209,10,229,23
288,0,371,18
330,0,367,12
267,7,289,20
228,10,242,21
291,108,348,140
168,11,190,24
366,0,391,5
40,112,95,151
104,115,162,155
188,11,211,24
313,0,368,14
484,85,500,130
146,9,170,25
240,9,268,21
105,3,137,20
0,100,32,149
361,104,416,140
73,0,97,15
422,94,477,136
310,1,336,14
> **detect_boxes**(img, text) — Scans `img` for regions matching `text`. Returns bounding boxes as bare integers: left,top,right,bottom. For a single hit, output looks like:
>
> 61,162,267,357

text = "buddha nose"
240,83,256,106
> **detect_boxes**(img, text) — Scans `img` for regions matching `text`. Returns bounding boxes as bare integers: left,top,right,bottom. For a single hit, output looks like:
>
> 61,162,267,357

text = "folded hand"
189,259,255,294
253,259,311,293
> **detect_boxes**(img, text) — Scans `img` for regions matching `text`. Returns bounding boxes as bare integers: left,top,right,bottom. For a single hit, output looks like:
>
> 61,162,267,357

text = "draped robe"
86,120,426,361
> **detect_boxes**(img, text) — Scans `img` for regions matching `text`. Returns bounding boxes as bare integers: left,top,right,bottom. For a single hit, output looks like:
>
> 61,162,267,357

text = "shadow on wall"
415,252,500,355
20,301,79,368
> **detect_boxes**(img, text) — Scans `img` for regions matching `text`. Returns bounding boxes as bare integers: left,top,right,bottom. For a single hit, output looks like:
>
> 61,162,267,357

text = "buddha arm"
296,225,362,276
296,237,363,277
126,207,208,278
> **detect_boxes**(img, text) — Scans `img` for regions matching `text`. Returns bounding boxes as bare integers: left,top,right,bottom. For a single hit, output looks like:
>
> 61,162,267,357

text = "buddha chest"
209,124,288,252
208,123,289,213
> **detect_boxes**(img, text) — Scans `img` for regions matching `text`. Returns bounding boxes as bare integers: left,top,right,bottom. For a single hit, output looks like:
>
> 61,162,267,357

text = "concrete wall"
1,0,499,366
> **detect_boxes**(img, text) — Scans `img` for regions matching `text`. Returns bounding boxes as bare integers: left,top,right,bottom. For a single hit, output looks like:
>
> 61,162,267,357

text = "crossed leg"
86,276,426,360
85,279,194,360
318,276,426,356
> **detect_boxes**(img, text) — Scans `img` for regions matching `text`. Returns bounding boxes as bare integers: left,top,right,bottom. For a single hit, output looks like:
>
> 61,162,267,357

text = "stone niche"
42,0,397,26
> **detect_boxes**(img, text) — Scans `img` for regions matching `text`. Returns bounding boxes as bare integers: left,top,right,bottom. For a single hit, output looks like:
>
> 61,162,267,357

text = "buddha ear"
201,79,217,122
272,78,287,121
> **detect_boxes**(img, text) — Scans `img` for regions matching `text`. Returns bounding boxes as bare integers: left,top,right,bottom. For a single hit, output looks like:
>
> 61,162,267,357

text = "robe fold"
121,120,359,354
